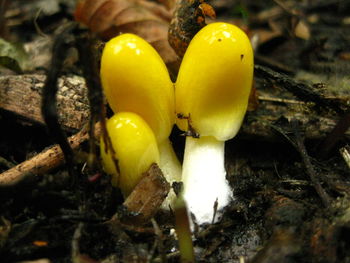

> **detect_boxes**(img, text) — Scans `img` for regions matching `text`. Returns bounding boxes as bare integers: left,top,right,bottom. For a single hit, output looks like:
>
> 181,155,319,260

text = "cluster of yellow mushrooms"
100,22,254,225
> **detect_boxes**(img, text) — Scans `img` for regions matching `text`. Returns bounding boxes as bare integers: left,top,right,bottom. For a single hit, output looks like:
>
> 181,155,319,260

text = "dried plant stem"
292,120,331,208
0,123,101,185
254,65,346,115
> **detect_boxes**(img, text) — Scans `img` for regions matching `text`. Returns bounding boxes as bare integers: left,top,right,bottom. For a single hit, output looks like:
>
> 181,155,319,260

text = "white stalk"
158,138,182,209
182,136,232,225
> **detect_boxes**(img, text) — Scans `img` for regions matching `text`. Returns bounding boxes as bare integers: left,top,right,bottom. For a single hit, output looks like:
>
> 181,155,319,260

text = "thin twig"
42,22,78,175
258,96,306,105
254,65,347,115
291,120,331,208
75,32,107,171
0,123,101,185
151,218,167,263
34,8,48,38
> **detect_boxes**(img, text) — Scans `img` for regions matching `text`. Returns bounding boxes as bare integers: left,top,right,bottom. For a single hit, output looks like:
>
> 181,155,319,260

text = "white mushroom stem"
158,138,182,209
182,136,232,225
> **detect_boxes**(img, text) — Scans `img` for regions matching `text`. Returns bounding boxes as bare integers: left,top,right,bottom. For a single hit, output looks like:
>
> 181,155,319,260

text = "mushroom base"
182,136,232,225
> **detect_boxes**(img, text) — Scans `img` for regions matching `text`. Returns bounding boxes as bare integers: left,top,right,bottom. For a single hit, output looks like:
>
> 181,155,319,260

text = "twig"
254,65,347,115
258,96,306,105
151,218,167,263
42,22,78,176
0,123,101,185
76,31,107,170
291,120,331,208
33,8,48,38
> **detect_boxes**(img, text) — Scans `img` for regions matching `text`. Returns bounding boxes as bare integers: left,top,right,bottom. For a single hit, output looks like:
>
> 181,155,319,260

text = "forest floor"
0,0,350,262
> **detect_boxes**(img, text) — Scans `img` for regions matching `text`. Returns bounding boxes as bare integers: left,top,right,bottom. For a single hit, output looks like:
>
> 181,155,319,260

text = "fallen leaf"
155,0,176,10
74,0,178,70
0,38,29,73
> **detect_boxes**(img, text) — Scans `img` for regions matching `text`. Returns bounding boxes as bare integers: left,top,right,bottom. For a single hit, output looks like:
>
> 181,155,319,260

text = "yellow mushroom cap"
100,112,160,197
100,33,175,143
175,22,254,141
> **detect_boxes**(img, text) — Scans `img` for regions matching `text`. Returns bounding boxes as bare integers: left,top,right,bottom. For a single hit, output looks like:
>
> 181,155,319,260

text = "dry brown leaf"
74,0,179,70
154,0,176,10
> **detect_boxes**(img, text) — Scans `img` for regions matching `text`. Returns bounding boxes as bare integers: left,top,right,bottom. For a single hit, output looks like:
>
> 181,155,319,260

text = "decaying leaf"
155,0,176,10
74,0,178,70
0,38,29,72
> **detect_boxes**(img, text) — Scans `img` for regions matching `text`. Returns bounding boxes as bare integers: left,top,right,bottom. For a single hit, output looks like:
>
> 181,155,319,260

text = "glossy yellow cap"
175,22,254,141
100,112,160,197
100,33,175,143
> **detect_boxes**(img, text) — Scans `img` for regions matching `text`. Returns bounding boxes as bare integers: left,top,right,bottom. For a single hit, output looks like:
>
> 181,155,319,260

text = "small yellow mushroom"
175,22,254,224
176,22,254,139
100,112,159,197
101,33,174,143
100,33,181,207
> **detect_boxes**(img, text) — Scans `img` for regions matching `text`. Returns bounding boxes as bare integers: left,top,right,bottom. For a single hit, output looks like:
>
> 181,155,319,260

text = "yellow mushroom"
100,34,181,206
175,22,254,224
100,112,159,197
